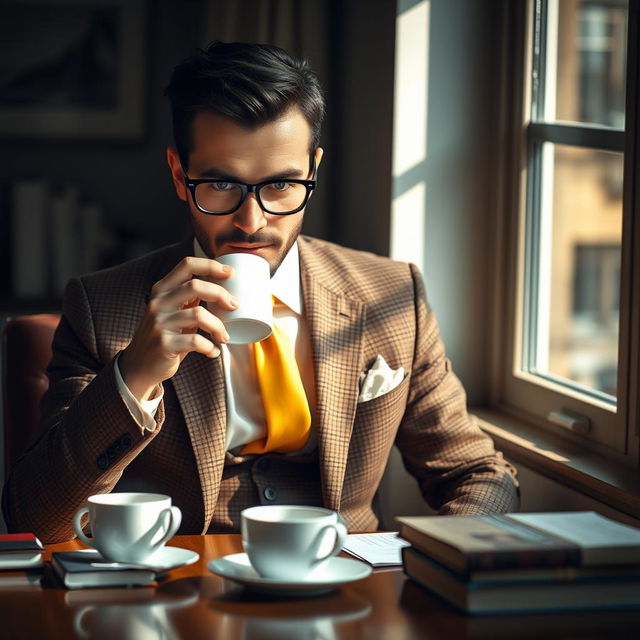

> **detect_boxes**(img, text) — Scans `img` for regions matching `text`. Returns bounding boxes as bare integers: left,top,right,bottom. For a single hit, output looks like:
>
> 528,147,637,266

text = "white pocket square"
358,355,405,403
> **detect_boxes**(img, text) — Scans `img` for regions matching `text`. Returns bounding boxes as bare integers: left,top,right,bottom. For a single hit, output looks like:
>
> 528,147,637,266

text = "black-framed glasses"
184,156,317,216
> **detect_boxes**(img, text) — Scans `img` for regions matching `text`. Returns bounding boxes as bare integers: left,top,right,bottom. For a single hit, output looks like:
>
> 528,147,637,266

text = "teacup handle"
148,506,182,553
310,520,348,567
73,505,95,549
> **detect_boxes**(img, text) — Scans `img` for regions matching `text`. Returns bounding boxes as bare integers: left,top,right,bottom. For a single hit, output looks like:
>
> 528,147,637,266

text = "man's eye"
213,182,232,191
270,182,289,192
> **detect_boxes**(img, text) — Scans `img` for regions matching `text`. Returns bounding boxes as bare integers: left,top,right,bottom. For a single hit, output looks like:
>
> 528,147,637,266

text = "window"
499,0,639,456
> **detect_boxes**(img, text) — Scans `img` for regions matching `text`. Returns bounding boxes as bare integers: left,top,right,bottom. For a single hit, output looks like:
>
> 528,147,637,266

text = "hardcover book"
396,511,640,575
403,545,640,615
51,551,156,589
0,533,44,570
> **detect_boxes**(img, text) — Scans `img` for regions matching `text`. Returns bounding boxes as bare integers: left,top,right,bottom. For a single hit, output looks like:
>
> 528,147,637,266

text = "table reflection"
210,587,372,640
65,581,199,640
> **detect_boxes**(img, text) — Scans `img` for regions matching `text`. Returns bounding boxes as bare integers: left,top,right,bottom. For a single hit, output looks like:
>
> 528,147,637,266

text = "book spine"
400,522,583,574
11,179,48,298
50,186,79,295
467,547,583,572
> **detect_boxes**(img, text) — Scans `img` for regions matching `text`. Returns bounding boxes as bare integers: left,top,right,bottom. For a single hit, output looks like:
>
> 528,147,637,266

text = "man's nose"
233,193,267,234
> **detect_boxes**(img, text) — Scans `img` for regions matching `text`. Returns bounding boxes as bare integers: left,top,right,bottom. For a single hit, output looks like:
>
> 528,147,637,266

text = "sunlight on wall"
379,0,434,527
390,0,429,267
391,182,426,265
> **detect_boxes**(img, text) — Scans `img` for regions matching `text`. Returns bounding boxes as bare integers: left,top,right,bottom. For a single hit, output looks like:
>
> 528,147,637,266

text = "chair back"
2,314,61,479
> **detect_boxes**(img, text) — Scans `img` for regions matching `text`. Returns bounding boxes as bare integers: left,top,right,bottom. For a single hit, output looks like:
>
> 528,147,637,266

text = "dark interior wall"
0,0,203,298
325,0,396,256
0,0,398,302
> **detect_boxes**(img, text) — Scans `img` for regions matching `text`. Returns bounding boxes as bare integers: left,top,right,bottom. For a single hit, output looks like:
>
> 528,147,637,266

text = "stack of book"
397,511,640,615
0,533,44,571
0,533,45,589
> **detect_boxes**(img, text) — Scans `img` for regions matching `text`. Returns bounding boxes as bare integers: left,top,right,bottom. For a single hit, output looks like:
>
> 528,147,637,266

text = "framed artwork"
0,0,147,140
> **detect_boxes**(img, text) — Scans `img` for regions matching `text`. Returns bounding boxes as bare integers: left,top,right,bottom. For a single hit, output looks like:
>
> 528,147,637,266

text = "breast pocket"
353,372,411,433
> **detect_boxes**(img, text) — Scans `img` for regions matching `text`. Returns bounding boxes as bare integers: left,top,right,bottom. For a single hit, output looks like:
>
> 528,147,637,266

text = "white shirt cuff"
114,354,163,431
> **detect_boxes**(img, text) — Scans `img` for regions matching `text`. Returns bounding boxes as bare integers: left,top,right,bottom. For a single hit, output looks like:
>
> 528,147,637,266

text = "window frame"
492,0,639,463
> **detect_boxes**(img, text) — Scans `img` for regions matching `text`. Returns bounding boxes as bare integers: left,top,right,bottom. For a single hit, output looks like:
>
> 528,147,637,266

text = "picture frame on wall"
0,0,147,140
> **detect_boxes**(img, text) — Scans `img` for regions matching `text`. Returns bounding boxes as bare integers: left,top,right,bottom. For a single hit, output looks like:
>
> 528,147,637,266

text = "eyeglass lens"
194,181,308,214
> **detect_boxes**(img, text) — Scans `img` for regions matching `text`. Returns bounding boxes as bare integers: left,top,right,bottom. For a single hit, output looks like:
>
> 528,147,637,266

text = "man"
3,42,518,543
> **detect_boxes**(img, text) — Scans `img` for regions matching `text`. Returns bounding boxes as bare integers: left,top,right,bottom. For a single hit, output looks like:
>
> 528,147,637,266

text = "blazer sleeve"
2,277,165,542
394,264,519,514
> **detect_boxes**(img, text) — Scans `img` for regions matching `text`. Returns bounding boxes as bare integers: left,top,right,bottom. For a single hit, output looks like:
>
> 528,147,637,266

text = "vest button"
263,486,277,501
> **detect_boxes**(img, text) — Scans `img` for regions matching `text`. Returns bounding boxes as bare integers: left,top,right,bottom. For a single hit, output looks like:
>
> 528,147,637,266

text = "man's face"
167,108,323,275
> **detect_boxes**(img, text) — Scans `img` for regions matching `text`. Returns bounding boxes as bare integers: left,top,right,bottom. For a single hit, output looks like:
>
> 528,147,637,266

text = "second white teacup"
73,492,182,564
241,505,348,581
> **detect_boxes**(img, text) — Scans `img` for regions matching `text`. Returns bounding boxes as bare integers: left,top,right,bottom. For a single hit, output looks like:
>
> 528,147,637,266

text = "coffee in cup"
241,505,347,580
73,492,181,564
215,253,272,344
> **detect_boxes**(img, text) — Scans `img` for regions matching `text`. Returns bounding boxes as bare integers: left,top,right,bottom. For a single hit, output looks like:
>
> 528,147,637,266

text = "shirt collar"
192,237,303,315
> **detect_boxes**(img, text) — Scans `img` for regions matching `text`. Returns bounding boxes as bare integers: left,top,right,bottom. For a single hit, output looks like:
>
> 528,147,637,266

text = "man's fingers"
161,332,221,358
151,256,232,297
151,279,238,313
159,306,230,344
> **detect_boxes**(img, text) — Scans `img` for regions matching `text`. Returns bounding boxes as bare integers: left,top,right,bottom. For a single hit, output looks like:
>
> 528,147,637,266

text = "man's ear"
314,147,324,171
166,146,188,201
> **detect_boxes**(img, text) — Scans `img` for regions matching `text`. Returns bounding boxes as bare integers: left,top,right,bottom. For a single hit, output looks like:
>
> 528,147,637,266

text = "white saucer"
207,553,372,597
74,547,199,573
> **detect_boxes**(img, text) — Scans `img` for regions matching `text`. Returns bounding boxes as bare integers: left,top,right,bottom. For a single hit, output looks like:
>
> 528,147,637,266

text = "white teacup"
241,505,348,581
73,493,181,564
215,253,273,344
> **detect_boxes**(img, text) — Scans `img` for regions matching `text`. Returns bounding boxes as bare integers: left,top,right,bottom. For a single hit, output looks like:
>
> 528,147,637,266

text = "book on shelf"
11,179,48,298
396,511,640,575
402,545,640,615
50,186,79,295
0,533,44,570
51,551,156,589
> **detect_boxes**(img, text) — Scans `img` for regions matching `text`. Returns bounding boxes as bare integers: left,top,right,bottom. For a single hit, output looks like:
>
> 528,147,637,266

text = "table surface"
1,534,638,639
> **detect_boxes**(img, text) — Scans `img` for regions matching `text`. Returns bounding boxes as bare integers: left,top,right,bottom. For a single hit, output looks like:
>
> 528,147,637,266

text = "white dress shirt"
114,239,316,453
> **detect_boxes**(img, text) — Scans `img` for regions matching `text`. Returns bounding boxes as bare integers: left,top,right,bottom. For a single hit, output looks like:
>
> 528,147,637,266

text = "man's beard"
192,216,304,277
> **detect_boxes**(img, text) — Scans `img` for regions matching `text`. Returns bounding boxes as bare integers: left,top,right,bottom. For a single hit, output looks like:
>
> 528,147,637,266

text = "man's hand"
119,256,237,401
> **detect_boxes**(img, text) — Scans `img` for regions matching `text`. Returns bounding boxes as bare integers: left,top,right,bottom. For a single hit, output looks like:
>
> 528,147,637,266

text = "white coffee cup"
73,493,182,564
241,505,348,581
216,253,272,344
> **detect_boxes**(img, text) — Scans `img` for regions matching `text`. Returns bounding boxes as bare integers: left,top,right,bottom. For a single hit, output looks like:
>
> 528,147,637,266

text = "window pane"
529,144,622,399
551,0,628,128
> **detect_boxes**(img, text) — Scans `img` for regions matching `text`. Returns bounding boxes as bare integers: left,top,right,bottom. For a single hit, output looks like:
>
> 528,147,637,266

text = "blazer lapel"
299,239,365,511
171,351,227,532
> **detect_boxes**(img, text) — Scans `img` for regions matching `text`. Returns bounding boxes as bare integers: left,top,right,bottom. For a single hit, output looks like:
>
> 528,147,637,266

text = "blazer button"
263,487,277,501
96,453,109,470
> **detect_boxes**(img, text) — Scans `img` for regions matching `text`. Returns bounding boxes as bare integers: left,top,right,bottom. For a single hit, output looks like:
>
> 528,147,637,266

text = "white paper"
342,532,410,567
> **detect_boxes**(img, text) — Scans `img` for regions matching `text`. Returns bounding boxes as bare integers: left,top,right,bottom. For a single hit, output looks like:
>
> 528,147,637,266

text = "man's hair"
165,41,325,168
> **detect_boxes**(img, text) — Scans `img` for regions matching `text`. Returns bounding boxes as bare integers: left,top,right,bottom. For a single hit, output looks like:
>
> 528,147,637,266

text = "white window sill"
472,406,640,521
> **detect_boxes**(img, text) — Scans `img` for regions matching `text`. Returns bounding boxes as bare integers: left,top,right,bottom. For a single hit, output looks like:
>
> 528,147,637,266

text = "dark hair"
165,41,325,168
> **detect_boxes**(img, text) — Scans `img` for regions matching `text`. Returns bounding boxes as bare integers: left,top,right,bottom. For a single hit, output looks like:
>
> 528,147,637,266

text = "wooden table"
1,534,638,639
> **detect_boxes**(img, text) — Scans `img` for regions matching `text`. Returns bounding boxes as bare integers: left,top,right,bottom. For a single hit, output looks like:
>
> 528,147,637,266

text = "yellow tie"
240,299,311,455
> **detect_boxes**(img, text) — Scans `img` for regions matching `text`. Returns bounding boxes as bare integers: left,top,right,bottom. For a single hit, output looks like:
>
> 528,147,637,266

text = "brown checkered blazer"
3,235,518,542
